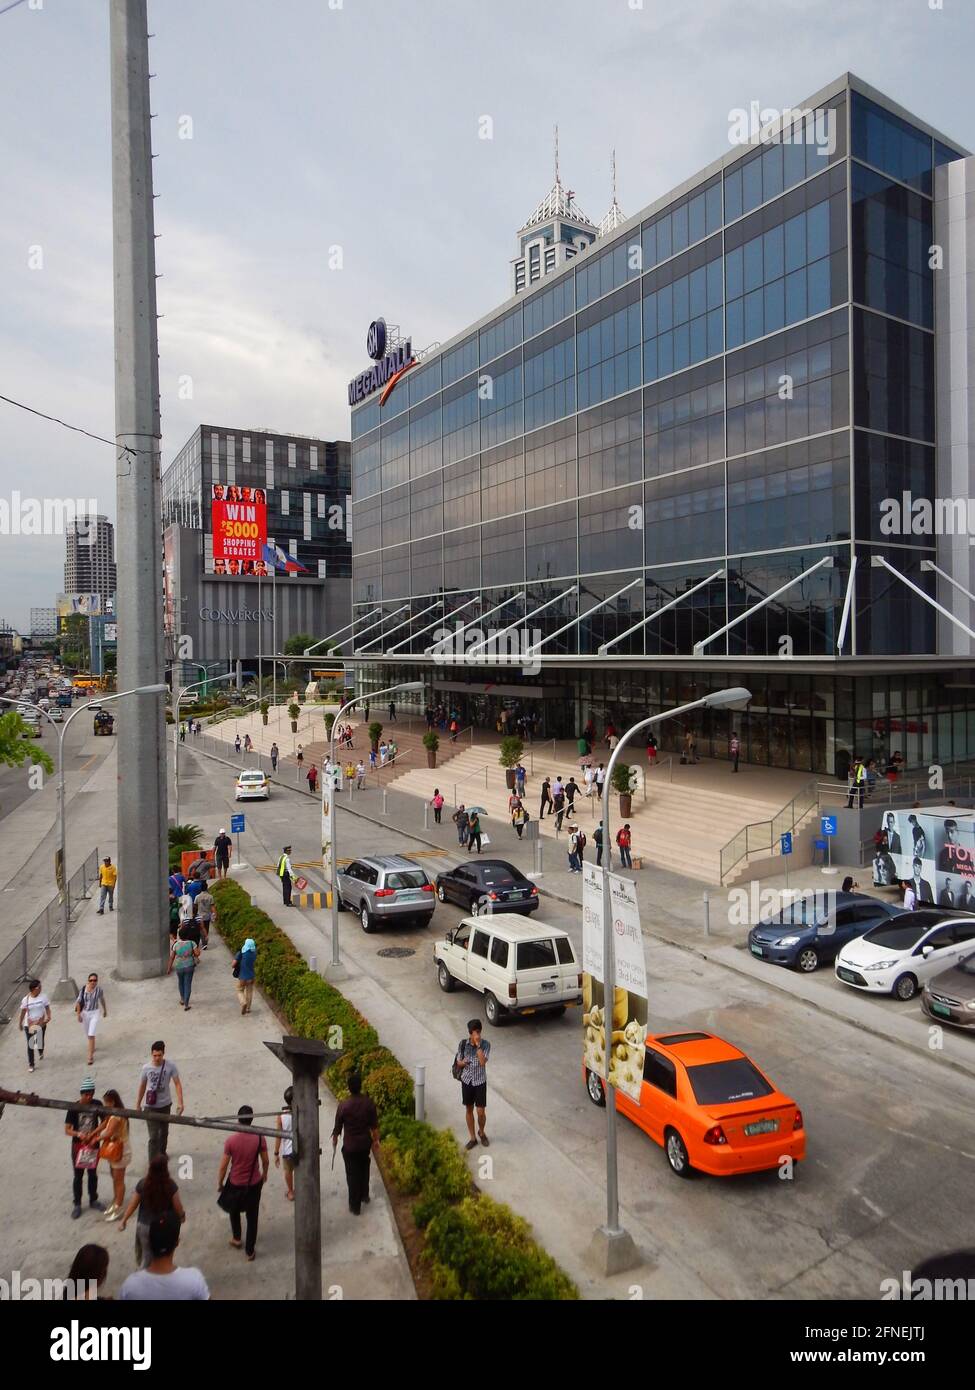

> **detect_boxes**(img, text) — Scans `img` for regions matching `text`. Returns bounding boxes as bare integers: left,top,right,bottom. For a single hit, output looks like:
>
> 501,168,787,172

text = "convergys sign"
348,318,417,408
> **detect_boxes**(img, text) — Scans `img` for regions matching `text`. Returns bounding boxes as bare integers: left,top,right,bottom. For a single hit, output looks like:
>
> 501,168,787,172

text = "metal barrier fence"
0,846,99,1023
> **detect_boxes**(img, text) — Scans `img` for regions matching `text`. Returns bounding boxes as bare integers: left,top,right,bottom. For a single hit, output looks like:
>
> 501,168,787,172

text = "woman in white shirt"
18,978,51,1072
274,1085,295,1202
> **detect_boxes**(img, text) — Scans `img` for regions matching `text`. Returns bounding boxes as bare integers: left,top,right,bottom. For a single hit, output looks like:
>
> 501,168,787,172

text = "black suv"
435,859,539,916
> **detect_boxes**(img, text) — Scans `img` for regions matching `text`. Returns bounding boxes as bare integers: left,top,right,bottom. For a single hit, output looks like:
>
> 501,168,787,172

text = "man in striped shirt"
457,1019,491,1150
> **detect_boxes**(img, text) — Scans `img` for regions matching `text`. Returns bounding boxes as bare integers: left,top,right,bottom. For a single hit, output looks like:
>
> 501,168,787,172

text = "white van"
434,913,582,1025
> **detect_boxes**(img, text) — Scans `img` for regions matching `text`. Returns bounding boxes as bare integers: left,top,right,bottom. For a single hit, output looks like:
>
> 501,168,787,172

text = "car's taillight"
374,888,395,898
488,891,499,900
530,886,538,895
792,1108,803,1131
508,983,517,998
421,883,434,892
702,1125,728,1146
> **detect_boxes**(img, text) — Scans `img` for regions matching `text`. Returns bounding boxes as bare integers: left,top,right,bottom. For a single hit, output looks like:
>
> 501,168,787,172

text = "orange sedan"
584,1030,805,1178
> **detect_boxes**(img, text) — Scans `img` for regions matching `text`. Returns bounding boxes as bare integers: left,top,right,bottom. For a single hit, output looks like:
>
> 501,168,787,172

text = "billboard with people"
209,484,268,568
873,807,975,908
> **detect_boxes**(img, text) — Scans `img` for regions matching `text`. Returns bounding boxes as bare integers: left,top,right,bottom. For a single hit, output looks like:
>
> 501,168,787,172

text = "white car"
49,705,64,722
235,769,270,801
835,909,975,1000
434,913,582,1025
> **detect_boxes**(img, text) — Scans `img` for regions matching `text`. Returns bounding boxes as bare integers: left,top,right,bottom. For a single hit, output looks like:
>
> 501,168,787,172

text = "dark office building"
349,74,975,774
161,425,351,680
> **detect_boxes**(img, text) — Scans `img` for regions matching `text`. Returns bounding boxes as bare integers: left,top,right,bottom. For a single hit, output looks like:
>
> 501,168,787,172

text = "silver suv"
337,855,436,933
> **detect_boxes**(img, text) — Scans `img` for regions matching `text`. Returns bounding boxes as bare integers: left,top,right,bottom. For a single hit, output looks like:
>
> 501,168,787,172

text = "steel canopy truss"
875,556,975,643
385,595,482,655
693,555,835,655
465,584,577,661
426,591,525,655
519,577,641,657
597,570,725,656
354,597,443,653
350,603,410,651
314,606,383,653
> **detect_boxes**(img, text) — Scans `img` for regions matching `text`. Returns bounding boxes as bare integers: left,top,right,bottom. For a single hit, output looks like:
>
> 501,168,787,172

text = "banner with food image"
582,865,649,1101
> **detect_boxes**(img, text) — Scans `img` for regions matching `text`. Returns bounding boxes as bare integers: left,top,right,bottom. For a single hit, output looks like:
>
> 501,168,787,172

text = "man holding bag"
64,1077,105,1219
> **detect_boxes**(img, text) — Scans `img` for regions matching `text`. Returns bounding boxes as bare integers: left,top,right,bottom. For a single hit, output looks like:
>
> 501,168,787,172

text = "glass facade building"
350,75,975,773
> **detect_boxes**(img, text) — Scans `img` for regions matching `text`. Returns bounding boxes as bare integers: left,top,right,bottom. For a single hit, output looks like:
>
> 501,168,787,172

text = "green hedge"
211,879,577,1300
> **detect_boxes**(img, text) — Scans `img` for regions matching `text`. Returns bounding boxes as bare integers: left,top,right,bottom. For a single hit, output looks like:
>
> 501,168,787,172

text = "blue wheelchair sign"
230,813,245,834
780,832,793,855
821,815,837,837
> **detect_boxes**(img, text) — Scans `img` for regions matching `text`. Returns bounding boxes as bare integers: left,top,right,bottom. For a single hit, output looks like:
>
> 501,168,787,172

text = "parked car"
234,769,269,801
337,854,436,932
835,909,975,1000
434,914,582,1024
921,950,975,1029
747,891,902,973
435,859,539,917
584,1030,805,1178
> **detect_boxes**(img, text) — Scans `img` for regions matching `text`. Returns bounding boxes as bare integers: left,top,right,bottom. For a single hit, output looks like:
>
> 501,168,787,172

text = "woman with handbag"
233,937,258,1015
90,1089,131,1221
167,926,201,1010
118,1154,185,1269
218,1105,269,1260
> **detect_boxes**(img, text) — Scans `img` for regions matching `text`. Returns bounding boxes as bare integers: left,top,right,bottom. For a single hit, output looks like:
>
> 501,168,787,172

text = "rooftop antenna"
554,123,560,185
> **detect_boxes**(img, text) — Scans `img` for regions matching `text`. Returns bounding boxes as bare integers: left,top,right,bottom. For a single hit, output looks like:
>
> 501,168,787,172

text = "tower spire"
554,123,560,186
598,148,626,237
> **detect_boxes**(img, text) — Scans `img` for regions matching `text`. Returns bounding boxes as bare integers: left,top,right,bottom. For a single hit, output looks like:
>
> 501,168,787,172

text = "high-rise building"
511,128,599,296
64,514,117,610
30,608,58,637
350,73,975,779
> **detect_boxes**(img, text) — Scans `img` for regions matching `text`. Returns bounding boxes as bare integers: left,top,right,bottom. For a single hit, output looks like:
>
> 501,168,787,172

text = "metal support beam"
350,603,410,650
466,585,576,660
305,607,382,654
921,559,975,607
426,591,524,654
836,555,857,653
355,598,443,653
693,556,834,655
525,577,642,657
598,570,724,655
873,555,975,643
386,595,481,654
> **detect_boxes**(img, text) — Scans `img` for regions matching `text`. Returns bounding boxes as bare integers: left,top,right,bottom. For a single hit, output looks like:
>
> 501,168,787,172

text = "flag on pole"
263,542,308,574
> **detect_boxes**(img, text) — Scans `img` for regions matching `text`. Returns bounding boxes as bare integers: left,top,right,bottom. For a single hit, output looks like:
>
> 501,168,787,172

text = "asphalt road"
179,748,975,1300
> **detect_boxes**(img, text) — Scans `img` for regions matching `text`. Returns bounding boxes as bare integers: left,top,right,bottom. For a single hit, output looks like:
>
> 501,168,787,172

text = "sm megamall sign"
210,483,268,563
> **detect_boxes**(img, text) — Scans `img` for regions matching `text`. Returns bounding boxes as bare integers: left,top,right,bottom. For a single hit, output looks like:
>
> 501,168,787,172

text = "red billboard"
210,484,267,565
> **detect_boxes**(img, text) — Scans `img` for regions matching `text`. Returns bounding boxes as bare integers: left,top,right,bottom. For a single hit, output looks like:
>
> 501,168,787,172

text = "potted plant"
368,721,384,753
423,730,439,768
288,700,300,734
323,710,336,741
499,735,524,790
612,761,635,818
260,700,269,726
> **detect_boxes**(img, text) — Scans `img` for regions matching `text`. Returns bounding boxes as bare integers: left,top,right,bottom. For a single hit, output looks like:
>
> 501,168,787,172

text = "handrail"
0,846,100,1022
719,777,819,883
452,764,490,806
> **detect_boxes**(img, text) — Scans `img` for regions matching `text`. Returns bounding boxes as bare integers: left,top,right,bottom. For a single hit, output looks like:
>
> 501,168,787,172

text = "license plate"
837,968,857,983
508,890,525,899
397,890,424,901
750,944,764,957
744,1118,779,1137
540,981,556,992
930,1001,952,1018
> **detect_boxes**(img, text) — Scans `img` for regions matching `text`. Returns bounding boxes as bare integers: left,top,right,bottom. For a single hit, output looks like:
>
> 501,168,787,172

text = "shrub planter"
423,731,439,769
619,793,632,818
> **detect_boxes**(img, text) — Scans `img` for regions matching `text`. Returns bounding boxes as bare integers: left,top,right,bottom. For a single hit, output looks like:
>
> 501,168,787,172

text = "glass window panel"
688,192,706,245
706,182,723,233
725,168,742,222
726,246,743,300
807,201,829,262
744,288,764,340
764,224,784,282
762,142,783,201
764,278,785,335
689,265,707,319
785,268,807,323
726,298,744,349
742,154,763,212
672,203,689,254
807,258,830,315
744,238,763,292
657,215,672,261
784,212,806,273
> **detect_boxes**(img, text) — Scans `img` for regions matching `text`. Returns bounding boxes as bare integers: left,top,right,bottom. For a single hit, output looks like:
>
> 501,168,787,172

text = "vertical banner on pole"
606,873,648,1102
321,789,332,879
581,863,606,1079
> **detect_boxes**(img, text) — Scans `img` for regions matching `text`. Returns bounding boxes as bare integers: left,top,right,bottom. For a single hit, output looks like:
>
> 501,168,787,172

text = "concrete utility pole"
110,0,169,978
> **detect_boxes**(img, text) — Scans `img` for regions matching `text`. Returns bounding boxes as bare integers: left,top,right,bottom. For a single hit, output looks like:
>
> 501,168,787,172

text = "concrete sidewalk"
0,887,414,1301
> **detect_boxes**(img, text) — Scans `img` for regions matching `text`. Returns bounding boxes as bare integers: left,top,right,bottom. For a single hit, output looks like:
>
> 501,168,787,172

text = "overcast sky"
1,0,973,630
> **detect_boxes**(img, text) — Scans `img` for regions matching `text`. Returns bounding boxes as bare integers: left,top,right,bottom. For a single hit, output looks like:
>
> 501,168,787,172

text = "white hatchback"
235,769,270,801
835,909,975,1000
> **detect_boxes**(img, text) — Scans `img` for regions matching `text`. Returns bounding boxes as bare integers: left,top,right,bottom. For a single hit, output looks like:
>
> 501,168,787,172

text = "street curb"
187,740,975,1088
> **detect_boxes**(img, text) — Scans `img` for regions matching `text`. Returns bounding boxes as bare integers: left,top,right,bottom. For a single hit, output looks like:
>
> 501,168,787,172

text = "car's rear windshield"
240,772,264,781
862,921,927,950
517,939,556,970
686,1059,774,1106
386,871,428,890
479,870,518,888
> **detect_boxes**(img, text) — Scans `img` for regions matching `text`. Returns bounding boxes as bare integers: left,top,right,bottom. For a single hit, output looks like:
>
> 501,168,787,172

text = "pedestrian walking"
277,845,294,906
307,763,318,794
179,723,186,744
449,717,459,742
594,763,606,795
118,1210,208,1300
96,857,117,914
512,803,528,839
616,823,633,869
431,788,444,824
168,868,185,898
119,1155,185,1270
274,1087,295,1202
583,764,595,798
424,705,434,731
177,887,195,933
213,827,232,880
332,1072,379,1215
355,759,366,789
269,742,279,773
903,880,917,911
243,733,252,753
296,745,304,769
456,1019,490,1150
539,777,553,818
167,927,200,1010
594,821,605,867
74,972,108,1066
467,810,483,854
18,977,50,1073
218,1106,268,1260
388,700,396,722
90,1089,131,1222
647,732,657,766
65,1243,110,1300
194,883,215,949
233,937,257,1015
65,1077,105,1218
136,1042,184,1162
564,776,579,815
369,747,377,772
453,804,470,846
515,762,527,798
567,825,586,872
234,734,241,755
730,732,741,773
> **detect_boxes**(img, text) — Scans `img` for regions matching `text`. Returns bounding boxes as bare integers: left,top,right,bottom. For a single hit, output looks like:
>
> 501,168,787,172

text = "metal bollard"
415,1064,426,1123
703,891,710,937
423,802,429,830
534,836,543,877
382,789,388,816
310,955,318,974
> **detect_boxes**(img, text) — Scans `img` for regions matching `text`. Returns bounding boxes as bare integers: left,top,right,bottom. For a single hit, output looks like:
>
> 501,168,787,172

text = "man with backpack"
616,823,633,869
594,821,605,867
567,825,586,872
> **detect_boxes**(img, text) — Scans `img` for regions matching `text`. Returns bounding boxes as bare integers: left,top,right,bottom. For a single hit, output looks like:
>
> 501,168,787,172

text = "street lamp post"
0,684,167,1001
591,685,751,1275
323,679,424,979
172,672,236,826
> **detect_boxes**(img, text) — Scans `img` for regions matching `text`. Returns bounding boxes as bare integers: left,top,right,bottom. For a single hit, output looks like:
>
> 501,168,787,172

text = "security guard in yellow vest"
277,846,294,906
846,758,865,809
